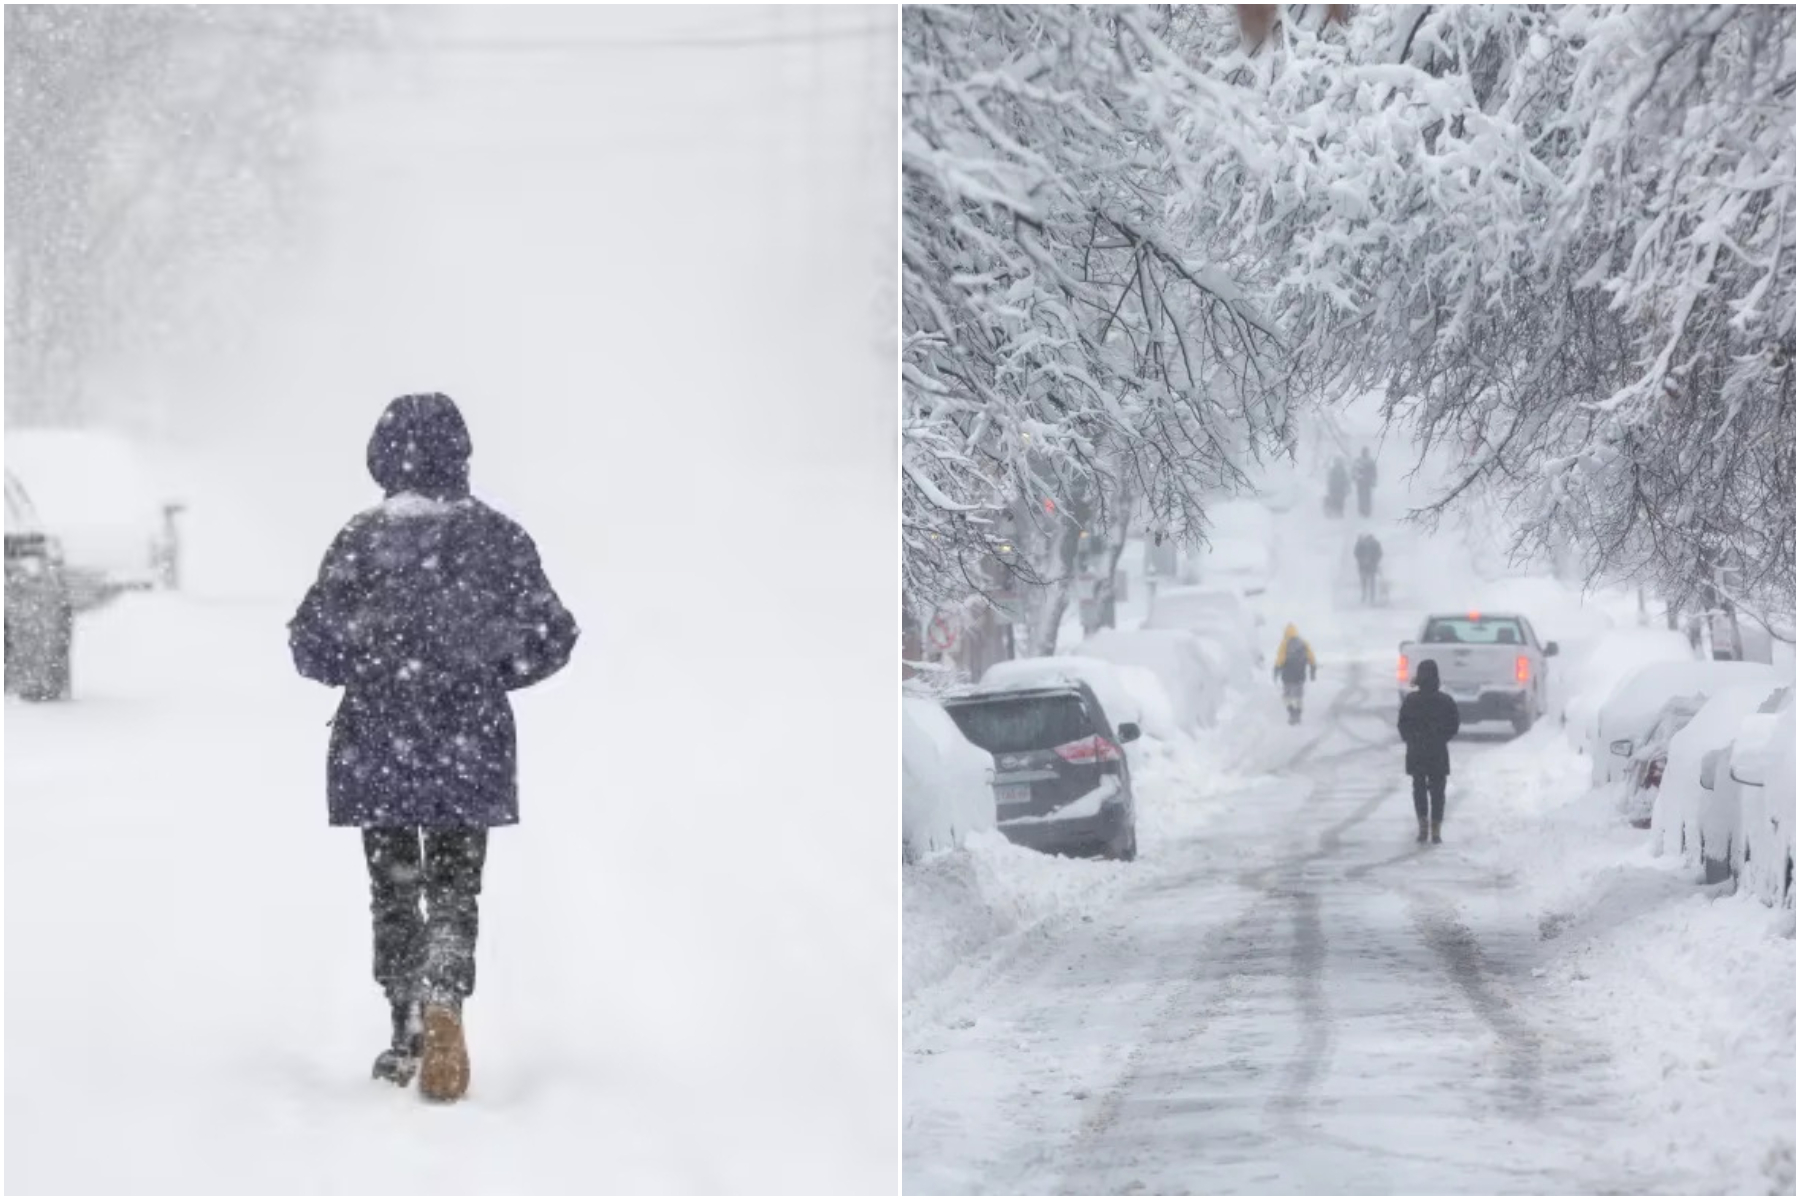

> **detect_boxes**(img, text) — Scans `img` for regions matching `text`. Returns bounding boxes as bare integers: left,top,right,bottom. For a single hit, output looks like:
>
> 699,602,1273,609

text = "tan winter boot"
1430,820,1442,845
1416,816,1429,844
419,1003,470,1102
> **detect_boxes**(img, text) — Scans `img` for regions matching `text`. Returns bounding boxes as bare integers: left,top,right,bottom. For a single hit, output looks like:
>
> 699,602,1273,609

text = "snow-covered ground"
7,9,897,1194
902,435,1796,1195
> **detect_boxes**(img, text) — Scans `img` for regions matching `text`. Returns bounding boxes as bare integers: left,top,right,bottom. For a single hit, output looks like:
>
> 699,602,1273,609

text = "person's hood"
1415,659,1441,691
367,393,471,499
1283,623,1299,640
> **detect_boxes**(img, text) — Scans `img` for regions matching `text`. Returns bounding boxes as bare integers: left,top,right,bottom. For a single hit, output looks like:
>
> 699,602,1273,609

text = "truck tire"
1511,708,1534,736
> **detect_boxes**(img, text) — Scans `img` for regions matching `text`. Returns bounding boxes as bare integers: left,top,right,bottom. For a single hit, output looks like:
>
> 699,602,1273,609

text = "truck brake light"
1516,655,1530,684
1397,653,1410,684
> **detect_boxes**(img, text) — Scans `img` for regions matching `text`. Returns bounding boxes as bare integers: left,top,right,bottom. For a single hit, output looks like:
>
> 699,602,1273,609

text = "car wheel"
1113,824,1138,863
1511,709,1534,736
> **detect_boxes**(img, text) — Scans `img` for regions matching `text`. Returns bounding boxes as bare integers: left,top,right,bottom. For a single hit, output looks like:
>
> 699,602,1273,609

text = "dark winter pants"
1411,774,1446,823
362,828,488,1009
1356,483,1372,517
1358,566,1377,603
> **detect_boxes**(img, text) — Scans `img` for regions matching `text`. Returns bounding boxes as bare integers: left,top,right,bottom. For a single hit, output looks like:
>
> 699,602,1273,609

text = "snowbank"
1453,729,1796,1195
902,831,1131,1004
902,693,995,861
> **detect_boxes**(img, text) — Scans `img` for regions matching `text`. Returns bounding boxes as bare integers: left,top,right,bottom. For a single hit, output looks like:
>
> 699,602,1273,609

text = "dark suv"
5,469,73,701
943,680,1140,861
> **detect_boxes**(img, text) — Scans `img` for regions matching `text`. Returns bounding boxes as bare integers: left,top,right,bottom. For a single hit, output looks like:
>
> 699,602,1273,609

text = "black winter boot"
1430,819,1443,845
372,996,424,1085
1416,816,1429,844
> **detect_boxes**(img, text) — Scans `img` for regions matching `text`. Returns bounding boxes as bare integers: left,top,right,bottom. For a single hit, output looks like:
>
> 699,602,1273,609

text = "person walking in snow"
1353,448,1377,518
1325,458,1350,518
1354,534,1383,605
1397,658,1460,844
288,393,578,1102
1273,622,1317,724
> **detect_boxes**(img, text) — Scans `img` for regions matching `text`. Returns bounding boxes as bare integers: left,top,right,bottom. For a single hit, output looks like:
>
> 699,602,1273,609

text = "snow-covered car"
902,694,996,862
1397,611,1558,734
943,678,1141,862
1141,584,1264,677
981,656,1177,744
1562,627,1696,747
1653,681,1791,869
4,470,74,701
1732,689,1796,908
1619,695,1707,828
4,428,185,609
1075,626,1223,731
1592,659,1778,785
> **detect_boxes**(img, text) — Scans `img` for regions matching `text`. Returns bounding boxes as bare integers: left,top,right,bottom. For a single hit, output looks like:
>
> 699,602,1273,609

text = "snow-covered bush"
902,694,994,862
1075,626,1222,731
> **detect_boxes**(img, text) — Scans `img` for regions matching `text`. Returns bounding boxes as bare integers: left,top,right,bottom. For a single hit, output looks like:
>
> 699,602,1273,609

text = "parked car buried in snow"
4,469,74,701
1398,612,1557,735
4,427,185,610
943,677,1141,862
1591,659,1778,786
1618,695,1707,828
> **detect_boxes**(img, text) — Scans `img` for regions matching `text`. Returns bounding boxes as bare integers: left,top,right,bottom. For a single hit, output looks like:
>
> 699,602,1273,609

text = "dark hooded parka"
1397,658,1461,777
288,394,578,827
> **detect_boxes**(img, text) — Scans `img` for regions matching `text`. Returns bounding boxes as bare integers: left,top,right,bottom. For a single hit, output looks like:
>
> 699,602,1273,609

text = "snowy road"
904,663,1660,1195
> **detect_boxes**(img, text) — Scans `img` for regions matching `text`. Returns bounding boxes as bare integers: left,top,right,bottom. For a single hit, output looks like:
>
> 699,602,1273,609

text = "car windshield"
946,693,1095,754
1422,617,1526,645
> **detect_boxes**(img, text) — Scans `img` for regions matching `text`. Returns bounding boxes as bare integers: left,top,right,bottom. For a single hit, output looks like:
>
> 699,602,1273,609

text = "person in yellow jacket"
1273,623,1317,724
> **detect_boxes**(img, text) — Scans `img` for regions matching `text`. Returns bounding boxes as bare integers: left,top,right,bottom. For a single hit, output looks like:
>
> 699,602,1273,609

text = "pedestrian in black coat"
288,392,578,1099
1397,658,1460,844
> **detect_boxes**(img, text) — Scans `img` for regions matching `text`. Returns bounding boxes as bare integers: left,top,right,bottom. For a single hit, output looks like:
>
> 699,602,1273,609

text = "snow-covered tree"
901,5,1295,627
1238,4,1796,625
5,6,376,424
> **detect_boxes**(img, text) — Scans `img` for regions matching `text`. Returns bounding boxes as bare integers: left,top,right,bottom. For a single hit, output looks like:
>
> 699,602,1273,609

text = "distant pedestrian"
1353,449,1377,518
288,393,579,1102
1354,534,1383,604
1397,658,1460,844
1326,458,1350,518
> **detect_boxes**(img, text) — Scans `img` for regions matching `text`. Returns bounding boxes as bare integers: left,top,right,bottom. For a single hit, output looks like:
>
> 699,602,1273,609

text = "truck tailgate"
1406,643,1520,695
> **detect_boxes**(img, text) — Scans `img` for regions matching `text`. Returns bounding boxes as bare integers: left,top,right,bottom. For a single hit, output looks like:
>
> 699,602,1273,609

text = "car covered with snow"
1397,611,1558,734
943,677,1141,862
4,470,74,702
4,427,184,610
1618,694,1707,828
902,694,996,862
981,655,1178,744
1561,627,1696,747
1732,689,1796,909
1651,681,1791,869
1592,659,1778,785
1075,626,1224,731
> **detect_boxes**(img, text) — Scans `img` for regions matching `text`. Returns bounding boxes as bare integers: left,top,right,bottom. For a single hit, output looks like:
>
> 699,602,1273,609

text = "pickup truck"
1398,612,1559,734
